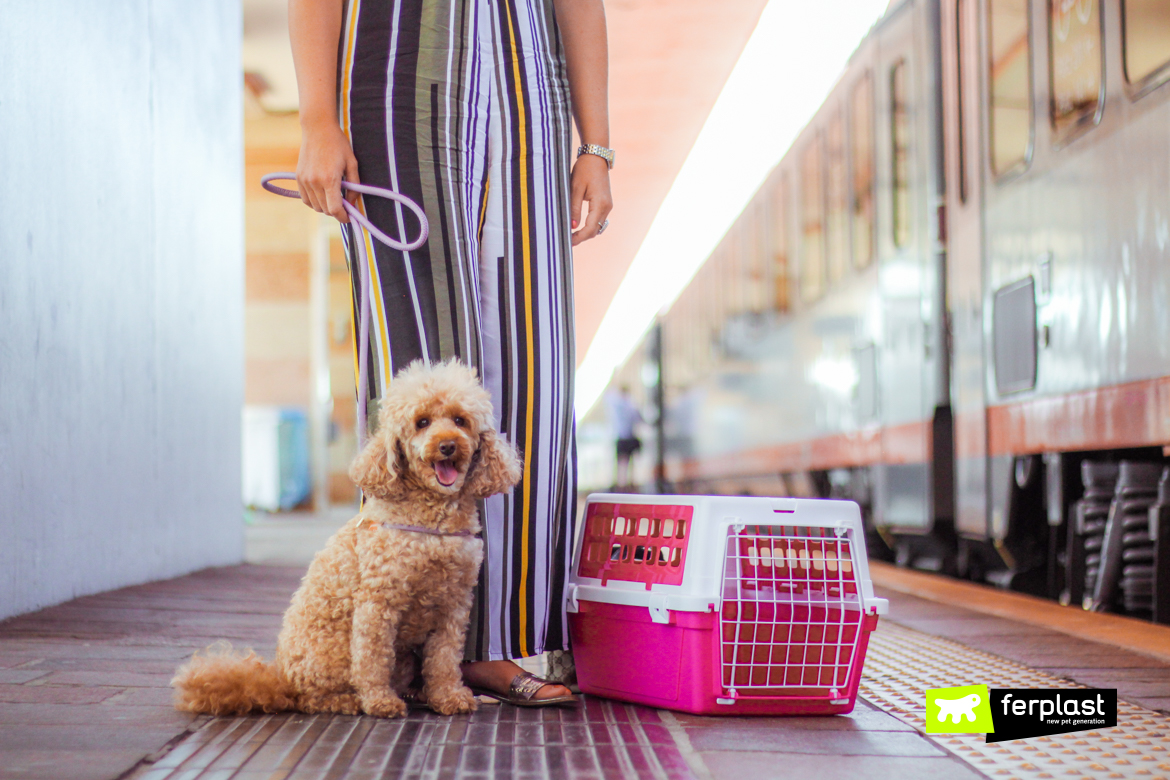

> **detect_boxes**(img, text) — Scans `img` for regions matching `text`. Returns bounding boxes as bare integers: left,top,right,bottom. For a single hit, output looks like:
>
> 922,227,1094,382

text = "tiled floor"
0,564,975,780
7,526,1170,780
129,698,695,780
0,565,301,780
244,507,359,566
121,687,979,779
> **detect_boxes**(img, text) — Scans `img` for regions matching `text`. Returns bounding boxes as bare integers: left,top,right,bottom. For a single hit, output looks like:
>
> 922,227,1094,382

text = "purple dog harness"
260,173,430,448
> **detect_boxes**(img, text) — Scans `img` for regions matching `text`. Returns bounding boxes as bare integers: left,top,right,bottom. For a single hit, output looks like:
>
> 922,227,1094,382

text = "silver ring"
597,219,609,235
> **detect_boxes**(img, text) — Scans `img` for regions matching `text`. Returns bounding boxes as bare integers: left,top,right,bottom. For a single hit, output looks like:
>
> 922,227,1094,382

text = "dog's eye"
454,416,467,428
416,418,430,429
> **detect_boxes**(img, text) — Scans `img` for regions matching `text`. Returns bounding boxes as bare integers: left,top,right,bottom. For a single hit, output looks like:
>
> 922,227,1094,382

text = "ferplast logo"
986,689,1117,743
925,685,995,734
925,686,1117,743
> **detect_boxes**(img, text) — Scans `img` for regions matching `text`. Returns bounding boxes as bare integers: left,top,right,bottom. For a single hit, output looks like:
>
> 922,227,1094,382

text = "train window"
773,174,791,312
722,234,741,320
850,74,875,268
706,252,723,355
988,0,1032,175
955,0,968,203
726,238,740,319
738,230,750,316
800,135,826,301
746,204,767,315
691,276,707,373
731,228,748,317
826,110,848,284
1123,0,1170,89
890,60,911,249
713,245,728,328
1049,0,1102,136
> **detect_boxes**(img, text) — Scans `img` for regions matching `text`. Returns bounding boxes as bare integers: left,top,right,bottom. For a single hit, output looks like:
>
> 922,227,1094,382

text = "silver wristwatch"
576,143,614,169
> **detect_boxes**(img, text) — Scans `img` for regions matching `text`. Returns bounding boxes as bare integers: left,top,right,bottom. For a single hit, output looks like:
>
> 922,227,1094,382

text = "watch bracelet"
576,143,614,169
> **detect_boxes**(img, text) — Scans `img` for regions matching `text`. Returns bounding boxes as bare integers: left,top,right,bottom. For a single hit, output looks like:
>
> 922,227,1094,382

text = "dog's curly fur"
172,360,522,718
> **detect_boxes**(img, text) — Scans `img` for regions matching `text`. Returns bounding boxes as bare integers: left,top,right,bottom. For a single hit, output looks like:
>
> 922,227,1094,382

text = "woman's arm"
553,0,613,246
288,0,360,222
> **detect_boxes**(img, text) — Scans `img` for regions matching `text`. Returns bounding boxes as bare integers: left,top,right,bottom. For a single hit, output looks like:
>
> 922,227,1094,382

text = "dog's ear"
348,433,404,500
465,429,522,499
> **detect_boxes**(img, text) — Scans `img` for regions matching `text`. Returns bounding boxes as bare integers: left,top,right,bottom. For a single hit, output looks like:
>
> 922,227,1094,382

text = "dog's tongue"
435,459,459,486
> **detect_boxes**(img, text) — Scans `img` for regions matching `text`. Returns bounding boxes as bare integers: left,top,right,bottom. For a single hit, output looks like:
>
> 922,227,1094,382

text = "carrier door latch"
648,594,670,624
566,585,579,613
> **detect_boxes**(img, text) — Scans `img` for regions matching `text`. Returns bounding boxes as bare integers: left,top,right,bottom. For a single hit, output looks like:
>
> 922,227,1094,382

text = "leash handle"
260,172,429,251
261,172,431,451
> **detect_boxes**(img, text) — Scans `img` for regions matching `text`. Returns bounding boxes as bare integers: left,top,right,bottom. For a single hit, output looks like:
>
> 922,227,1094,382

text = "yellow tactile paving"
861,622,1170,780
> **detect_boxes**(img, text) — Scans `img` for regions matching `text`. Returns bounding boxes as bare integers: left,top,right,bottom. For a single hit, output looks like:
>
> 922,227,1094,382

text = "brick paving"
112,695,977,780
128,700,694,780
6,514,1170,780
0,565,300,780
0,563,979,780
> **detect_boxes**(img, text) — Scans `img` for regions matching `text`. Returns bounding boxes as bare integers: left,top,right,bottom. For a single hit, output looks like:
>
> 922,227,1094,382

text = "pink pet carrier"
567,494,888,715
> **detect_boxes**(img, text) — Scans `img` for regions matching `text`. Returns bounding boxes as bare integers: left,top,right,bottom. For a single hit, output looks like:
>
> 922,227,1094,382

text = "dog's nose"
439,441,456,458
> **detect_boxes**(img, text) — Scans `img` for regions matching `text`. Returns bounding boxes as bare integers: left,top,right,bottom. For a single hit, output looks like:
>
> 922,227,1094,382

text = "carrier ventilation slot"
577,502,693,587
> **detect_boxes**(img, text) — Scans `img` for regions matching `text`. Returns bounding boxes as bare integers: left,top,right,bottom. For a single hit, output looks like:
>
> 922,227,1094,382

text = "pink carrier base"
568,494,887,716
569,601,878,716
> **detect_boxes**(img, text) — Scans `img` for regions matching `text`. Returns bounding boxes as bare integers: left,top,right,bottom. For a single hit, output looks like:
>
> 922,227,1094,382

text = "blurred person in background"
606,385,643,490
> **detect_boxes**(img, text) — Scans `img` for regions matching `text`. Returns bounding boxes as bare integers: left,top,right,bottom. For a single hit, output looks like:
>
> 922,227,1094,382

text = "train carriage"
586,0,1170,623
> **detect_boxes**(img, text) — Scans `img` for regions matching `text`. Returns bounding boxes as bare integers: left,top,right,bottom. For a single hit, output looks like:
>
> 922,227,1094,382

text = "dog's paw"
426,685,478,716
360,691,407,718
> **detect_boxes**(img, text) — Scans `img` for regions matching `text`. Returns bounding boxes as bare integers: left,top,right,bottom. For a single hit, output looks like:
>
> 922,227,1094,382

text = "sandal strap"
509,671,553,701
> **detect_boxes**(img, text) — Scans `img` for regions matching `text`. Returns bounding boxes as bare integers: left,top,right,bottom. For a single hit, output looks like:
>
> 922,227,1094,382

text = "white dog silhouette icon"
934,693,981,723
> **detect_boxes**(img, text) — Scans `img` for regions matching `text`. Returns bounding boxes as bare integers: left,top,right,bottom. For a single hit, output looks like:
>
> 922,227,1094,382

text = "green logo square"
925,685,995,733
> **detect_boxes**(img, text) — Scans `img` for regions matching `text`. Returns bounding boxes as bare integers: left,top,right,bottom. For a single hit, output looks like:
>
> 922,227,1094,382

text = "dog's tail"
171,641,296,716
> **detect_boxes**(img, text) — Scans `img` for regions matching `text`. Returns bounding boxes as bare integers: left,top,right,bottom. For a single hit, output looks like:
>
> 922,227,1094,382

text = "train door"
943,0,990,545
872,1,940,537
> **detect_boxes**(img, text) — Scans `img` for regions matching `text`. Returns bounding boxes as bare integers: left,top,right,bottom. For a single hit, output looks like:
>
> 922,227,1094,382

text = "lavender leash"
260,174,429,448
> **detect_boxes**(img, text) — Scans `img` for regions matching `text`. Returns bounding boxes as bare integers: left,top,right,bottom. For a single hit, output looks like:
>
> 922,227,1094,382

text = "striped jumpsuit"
337,0,577,661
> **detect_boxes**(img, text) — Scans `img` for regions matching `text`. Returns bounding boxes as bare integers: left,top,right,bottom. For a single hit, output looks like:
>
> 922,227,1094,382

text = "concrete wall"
0,1,245,620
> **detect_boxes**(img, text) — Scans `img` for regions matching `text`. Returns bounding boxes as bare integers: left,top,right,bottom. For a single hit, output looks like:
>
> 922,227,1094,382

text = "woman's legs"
458,0,576,698
461,0,577,665
340,0,575,698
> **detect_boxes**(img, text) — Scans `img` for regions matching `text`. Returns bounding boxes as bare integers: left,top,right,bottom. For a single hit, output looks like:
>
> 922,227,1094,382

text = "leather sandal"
469,671,577,707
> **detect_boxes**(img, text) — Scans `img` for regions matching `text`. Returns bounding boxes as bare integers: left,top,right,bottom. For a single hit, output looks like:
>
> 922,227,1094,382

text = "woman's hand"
554,0,611,246
569,154,612,245
289,0,353,221
296,120,360,223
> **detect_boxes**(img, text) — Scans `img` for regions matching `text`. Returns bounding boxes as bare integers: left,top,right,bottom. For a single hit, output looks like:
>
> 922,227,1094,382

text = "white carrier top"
568,493,889,621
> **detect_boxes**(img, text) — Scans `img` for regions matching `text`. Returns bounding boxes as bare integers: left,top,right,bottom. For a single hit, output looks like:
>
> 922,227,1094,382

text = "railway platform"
2,540,1170,780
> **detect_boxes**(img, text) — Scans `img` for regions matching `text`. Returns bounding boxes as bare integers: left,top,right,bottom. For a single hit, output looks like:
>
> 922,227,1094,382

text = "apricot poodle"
172,359,522,717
